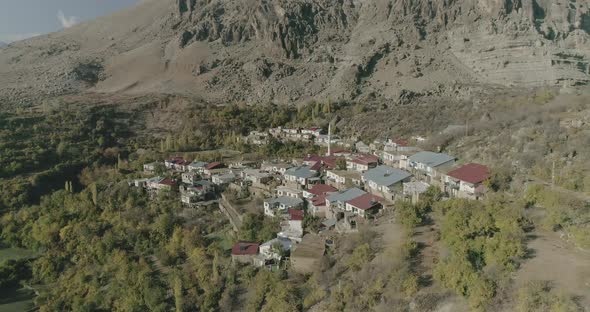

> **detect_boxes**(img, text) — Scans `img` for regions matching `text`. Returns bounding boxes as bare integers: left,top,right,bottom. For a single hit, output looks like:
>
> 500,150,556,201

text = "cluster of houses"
245,126,348,147
135,134,493,273
227,137,492,272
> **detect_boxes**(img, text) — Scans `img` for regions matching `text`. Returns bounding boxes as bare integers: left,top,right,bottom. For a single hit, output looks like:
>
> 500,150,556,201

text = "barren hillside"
2,0,590,107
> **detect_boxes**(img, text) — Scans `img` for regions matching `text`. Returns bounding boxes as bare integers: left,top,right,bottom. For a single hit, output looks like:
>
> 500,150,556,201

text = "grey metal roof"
261,237,293,251
409,151,455,168
362,165,412,187
326,188,366,203
265,196,303,207
189,161,208,168
285,166,316,179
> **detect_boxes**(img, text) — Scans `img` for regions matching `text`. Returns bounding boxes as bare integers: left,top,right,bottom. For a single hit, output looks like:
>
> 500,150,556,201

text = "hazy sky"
0,0,139,43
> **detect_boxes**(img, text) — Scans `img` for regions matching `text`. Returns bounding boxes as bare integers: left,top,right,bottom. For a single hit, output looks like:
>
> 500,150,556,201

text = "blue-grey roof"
362,165,412,187
409,151,455,168
285,166,317,179
189,161,208,168
266,196,303,207
327,188,366,203
195,180,212,187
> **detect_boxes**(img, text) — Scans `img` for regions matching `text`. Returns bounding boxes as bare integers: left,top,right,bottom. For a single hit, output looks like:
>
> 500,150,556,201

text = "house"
384,138,417,153
381,149,418,168
246,131,270,145
165,157,190,171
347,154,379,172
143,162,159,173
444,163,490,199
303,184,338,199
355,141,371,154
301,127,323,137
231,242,261,265
362,165,412,201
278,209,304,242
261,162,293,175
181,172,199,185
284,166,319,187
309,194,329,217
188,161,209,173
146,177,178,192
403,181,431,203
276,186,303,199
180,180,213,204
303,155,339,171
203,162,225,176
242,169,273,185
326,170,363,189
326,188,367,213
408,151,456,180
259,237,293,262
291,234,326,274
345,193,384,218
212,172,236,185
264,196,304,217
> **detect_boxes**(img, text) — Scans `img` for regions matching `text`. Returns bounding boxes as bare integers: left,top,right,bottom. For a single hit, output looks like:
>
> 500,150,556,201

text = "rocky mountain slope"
1,0,590,106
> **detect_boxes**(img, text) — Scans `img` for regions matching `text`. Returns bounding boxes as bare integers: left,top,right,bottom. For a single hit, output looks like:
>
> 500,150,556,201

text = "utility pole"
327,121,332,156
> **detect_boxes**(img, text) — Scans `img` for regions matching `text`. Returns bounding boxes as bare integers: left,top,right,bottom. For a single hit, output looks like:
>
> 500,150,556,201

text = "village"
131,125,492,275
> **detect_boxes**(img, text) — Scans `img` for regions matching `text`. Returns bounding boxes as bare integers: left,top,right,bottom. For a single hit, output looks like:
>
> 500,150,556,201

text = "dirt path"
514,230,590,308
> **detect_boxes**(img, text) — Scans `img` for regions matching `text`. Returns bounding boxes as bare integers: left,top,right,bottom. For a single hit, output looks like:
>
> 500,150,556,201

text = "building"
284,166,319,187
261,162,293,175
143,162,159,173
231,242,260,265
276,186,303,199
345,193,384,218
188,161,208,173
180,180,213,204
181,172,199,185
309,194,329,218
355,141,371,154
165,157,190,171
212,172,236,185
362,165,412,201
246,130,270,145
326,170,363,189
264,196,304,217
291,234,326,274
403,181,431,203
326,188,367,213
259,237,293,262
203,162,225,176
303,184,338,199
347,154,379,172
279,209,304,242
241,169,273,185
408,151,456,181
444,163,490,199
146,177,177,192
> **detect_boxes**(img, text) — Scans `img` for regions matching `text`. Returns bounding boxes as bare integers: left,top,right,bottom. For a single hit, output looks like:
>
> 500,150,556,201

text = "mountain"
0,41,6,48
1,0,590,106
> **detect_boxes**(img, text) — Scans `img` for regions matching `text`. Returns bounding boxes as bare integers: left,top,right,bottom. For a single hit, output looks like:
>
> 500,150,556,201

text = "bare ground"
514,230,590,309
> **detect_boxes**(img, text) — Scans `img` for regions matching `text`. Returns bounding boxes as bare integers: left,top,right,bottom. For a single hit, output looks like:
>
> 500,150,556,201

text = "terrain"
2,0,590,107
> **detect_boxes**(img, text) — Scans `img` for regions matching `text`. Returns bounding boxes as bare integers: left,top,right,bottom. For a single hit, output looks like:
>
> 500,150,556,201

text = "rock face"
2,0,590,106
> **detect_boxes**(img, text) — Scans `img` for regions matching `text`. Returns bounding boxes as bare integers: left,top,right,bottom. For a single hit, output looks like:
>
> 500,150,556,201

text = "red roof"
310,161,323,171
393,138,409,147
307,184,338,196
231,242,259,256
288,209,304,221
159,178,177,186
352,154,379,165
346,193,383,211
304,155,339,170
310,194,327,207
206,162,222,170
447,163,490,185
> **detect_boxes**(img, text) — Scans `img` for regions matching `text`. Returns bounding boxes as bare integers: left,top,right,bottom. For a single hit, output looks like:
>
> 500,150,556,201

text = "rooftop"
327,188,367,204
260,237,293,251
447,163,490,184
328,170,362,179
288,209,305,221
232,242,259,256
285,166,317,179
206,162,223,170
351,154,379,165
409,151,455,168
307,184,338,196
266,196,304,207
346,193,384,210
362,165,412,187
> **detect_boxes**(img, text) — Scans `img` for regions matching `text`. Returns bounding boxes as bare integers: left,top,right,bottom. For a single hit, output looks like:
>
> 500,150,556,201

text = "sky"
0,0,140,43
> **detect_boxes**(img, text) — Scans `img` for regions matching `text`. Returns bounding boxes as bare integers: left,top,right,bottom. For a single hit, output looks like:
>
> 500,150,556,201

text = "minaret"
327,121,331,156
